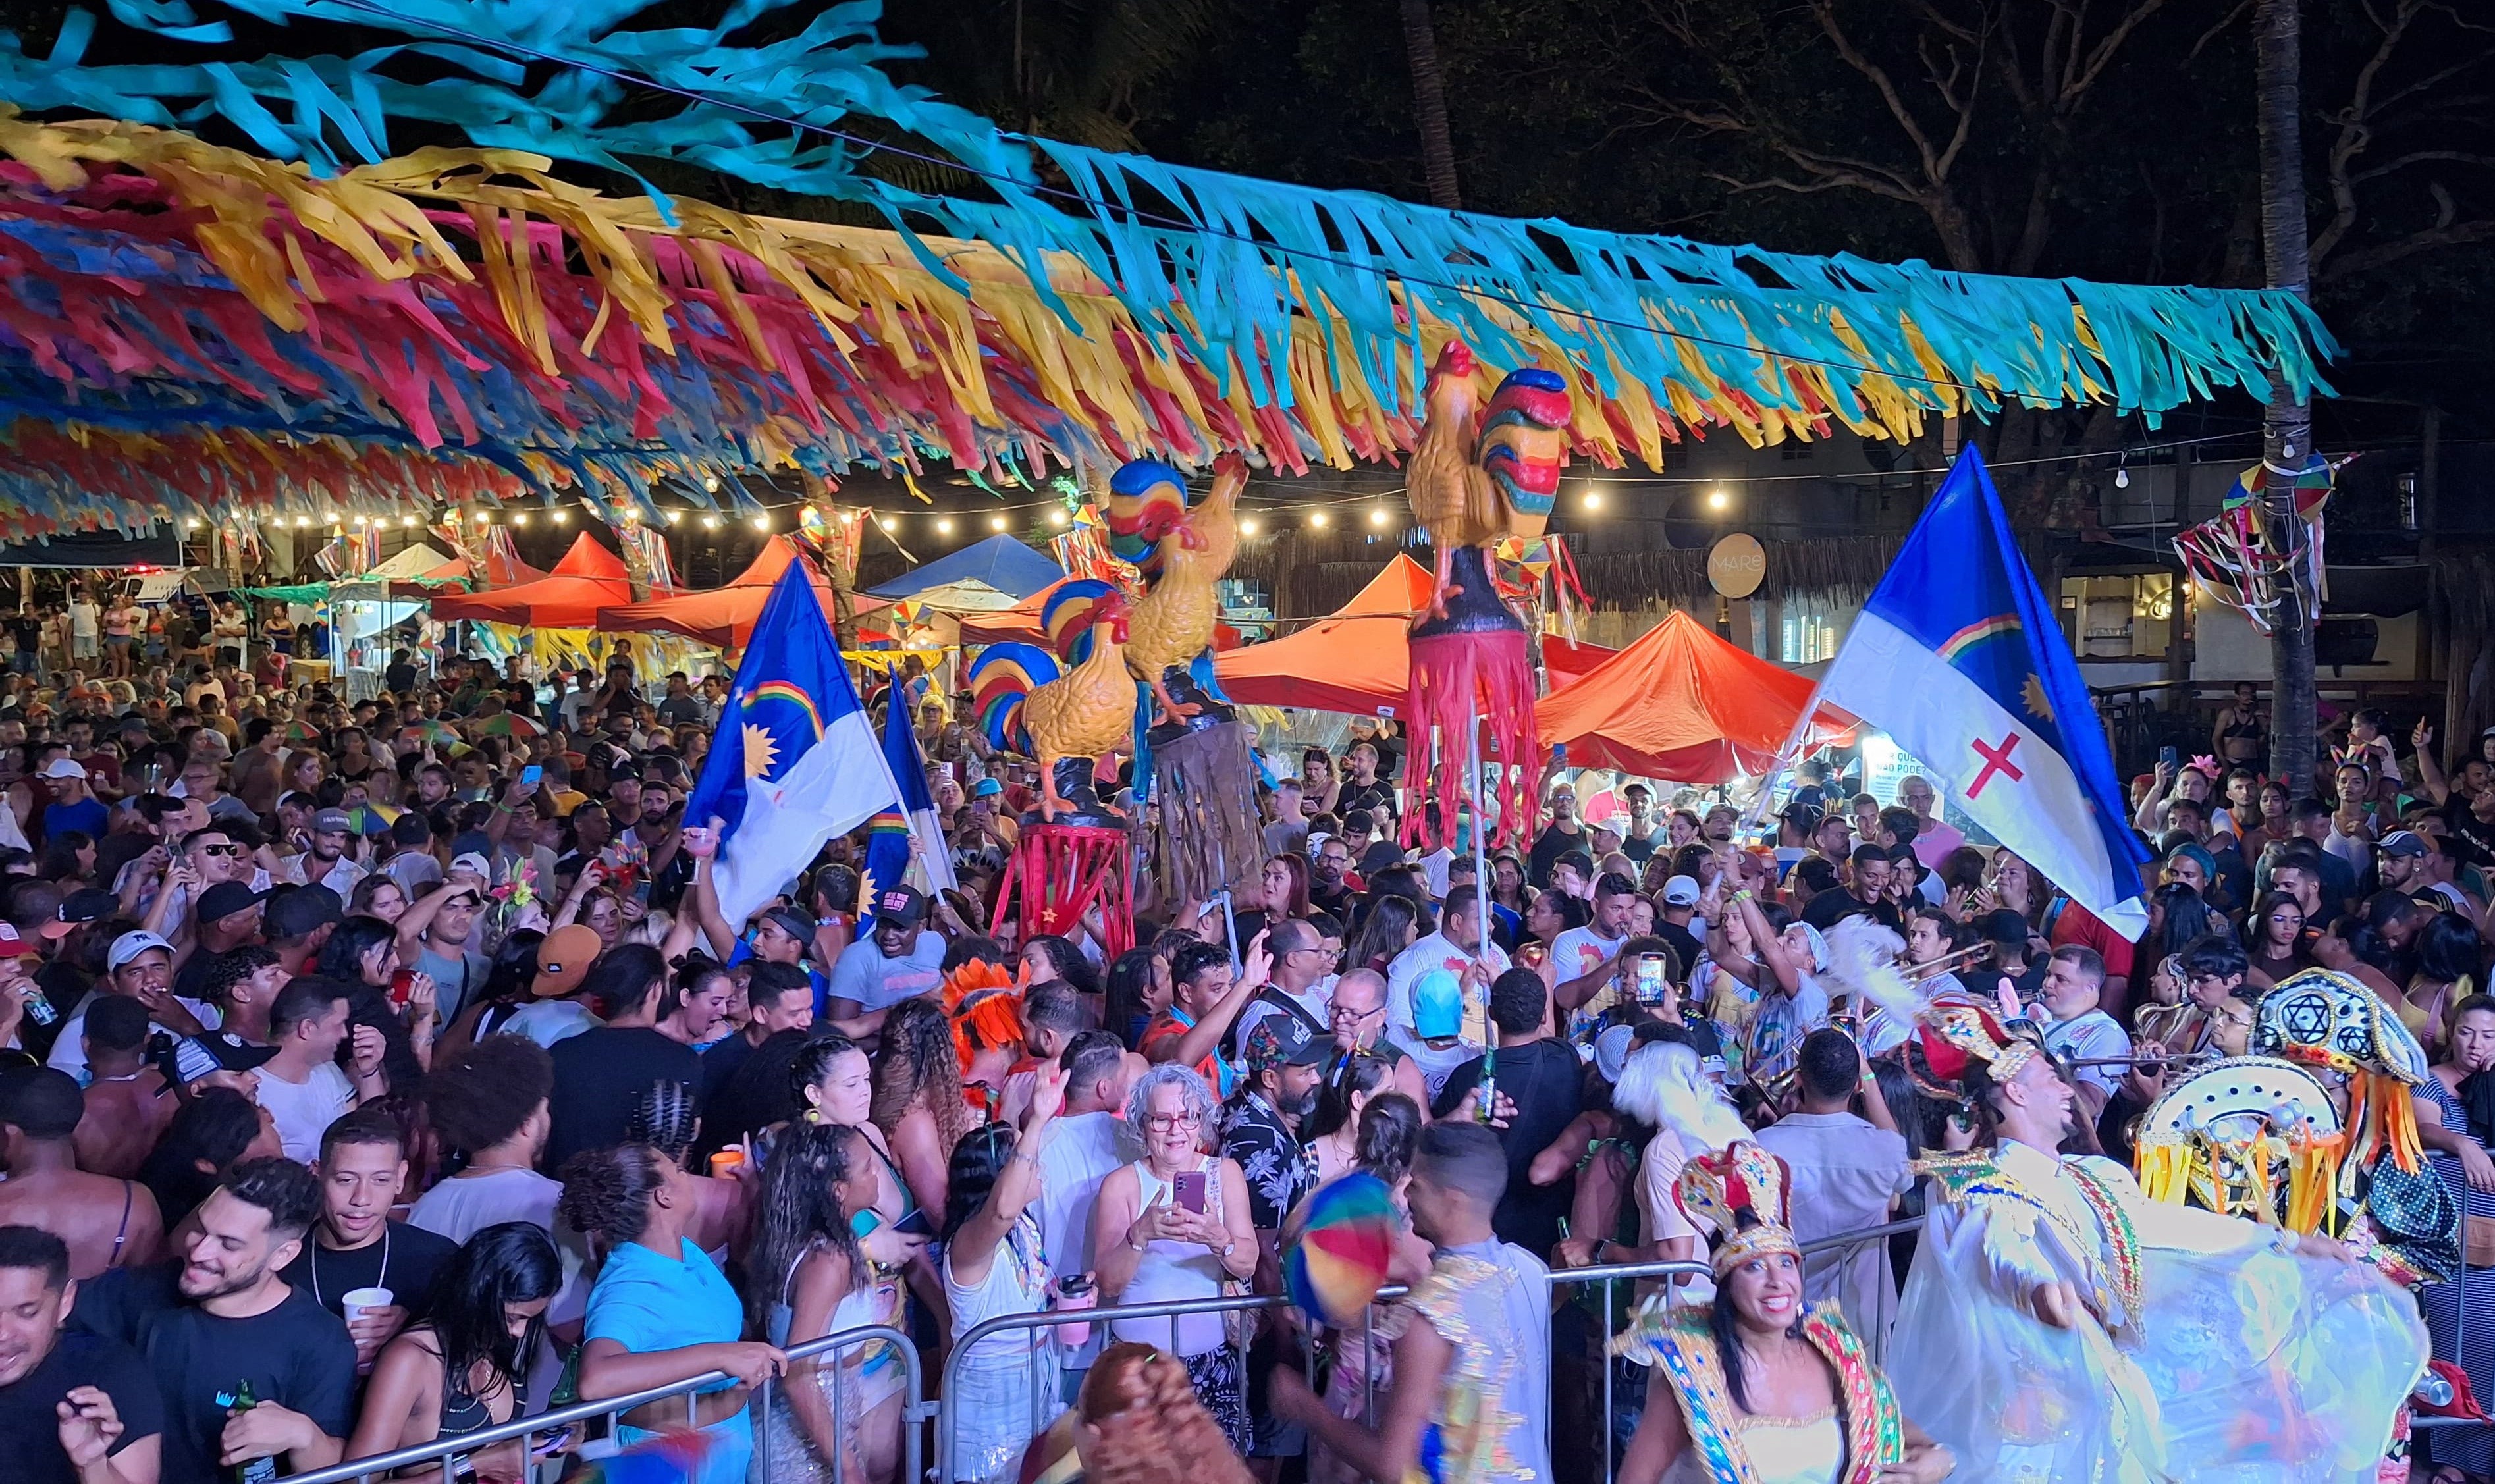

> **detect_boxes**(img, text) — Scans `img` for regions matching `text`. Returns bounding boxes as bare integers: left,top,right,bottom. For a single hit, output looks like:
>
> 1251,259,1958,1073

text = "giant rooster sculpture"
1105,452,1262,905
967,579,1140,957
967,581,1133,822
1108,452,1245,726
1401,341,1573,850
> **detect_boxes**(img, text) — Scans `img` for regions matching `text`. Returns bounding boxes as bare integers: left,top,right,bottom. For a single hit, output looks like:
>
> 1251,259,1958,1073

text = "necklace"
309,1225,389,1311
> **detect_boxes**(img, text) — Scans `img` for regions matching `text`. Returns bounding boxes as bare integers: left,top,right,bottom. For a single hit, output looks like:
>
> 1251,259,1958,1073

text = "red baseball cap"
0,922,39,958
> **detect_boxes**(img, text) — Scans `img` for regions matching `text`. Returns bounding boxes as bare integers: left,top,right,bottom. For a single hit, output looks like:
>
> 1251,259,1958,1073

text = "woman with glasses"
942,1060,1069,1483
1091,1063,1258,1452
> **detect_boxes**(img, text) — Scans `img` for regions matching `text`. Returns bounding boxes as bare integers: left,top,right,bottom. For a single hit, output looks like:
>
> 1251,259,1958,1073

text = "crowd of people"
0,625,2482,1484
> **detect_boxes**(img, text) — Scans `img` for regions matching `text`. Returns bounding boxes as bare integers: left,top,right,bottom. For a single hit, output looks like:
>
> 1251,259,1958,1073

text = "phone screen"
522,764,543,785
1632,956,1669,1001
1173,1171,1208,1215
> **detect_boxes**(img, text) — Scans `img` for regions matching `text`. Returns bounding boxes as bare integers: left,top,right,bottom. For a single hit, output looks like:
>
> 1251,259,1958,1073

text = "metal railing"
938,1256,1721,1483
283,1323,923,1484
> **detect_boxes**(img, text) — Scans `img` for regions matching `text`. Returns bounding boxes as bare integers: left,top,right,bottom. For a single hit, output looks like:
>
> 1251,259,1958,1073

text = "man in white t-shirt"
1384,884,1510,1047
1549,871,1639,1025
47,931,222,1080
254,978,386,1163
2037,945,2129,1119
409,1034,588,1328
66,592,98,660
1034,1031,1141,1381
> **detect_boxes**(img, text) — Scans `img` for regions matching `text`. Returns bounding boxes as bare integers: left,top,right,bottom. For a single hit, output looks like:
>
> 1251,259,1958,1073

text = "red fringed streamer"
1402,627,1537,853
990,823,1135,960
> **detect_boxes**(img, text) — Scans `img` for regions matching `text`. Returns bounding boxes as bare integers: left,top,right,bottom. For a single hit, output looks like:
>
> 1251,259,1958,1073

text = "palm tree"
1398,0,1462,211
2255,0,2317,792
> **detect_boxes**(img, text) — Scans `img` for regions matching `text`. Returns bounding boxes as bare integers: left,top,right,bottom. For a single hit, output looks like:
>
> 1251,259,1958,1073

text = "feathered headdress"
1818,916,1916,1021
946,958,1023,1077
1675,1142,1800,1277
1612,1039,1750,1157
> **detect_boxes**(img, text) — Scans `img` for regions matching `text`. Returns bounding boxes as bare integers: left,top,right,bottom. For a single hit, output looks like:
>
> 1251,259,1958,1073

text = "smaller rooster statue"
1401,341,1572,851
966,581,1133,824
1105,453,1263,904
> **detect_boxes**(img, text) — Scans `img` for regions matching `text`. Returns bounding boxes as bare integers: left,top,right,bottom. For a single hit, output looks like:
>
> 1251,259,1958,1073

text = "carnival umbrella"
471,711,545,739
280,720,323,745
400,718,462,747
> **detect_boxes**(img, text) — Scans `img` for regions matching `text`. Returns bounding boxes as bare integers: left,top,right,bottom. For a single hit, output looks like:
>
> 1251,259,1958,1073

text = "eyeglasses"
1143,1112,1203,1131
1330,1003,1382,1023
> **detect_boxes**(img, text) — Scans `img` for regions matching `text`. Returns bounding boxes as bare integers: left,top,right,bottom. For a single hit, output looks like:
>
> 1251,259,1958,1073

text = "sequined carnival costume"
1889,999,2428,1484
1399,1242,1551,1484
1611,1142,1911,1484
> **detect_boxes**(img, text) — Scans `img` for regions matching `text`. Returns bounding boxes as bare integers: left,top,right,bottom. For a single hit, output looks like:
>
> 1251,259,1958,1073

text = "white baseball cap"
107,930,174,971
40,758,86,780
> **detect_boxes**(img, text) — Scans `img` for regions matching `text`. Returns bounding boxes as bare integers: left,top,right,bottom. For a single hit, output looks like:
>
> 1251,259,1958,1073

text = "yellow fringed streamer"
2382,1073,2426,1175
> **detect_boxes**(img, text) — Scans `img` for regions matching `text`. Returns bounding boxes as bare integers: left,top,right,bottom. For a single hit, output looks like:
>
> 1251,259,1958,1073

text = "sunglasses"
198,842,242,857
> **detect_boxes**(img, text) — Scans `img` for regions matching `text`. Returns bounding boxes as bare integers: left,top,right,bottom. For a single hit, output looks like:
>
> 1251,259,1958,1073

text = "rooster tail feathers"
967,642,1060,753
1042,578,1121,664
1106,459,1191,580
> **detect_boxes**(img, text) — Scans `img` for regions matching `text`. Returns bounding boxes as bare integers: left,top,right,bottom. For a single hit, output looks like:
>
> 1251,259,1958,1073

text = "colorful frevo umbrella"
399,718,462,747
1283,1172,1397,1326
281,720,323,745
471,711,545,739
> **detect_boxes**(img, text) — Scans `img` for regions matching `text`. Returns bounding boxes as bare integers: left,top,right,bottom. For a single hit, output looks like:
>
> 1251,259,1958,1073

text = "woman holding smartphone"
1091,1064,1258,1453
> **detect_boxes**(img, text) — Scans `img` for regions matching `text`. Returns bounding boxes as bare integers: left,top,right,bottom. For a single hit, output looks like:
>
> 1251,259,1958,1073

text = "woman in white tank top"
1089,1065,1258,1453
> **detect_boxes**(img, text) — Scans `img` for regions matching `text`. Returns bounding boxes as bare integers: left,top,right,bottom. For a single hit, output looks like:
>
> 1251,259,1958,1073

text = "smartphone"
522,764,543,785
531,1425,576,1459
2158,744,2180,770
892,1208,934,1238
1173,1170,1208,1215
1515,941,1547,970
1631,955,1670,1003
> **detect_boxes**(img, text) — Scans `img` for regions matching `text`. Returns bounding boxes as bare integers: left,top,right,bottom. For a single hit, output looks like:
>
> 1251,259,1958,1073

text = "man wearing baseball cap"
45,931,219,1080
36,756,105,844
167,882,271,1004
498,924,604,1049
822,882,945,1031
2378,828,2477,916
284,807,365,898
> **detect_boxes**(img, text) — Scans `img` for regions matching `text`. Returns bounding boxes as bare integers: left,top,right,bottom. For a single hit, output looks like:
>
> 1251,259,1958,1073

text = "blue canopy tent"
864,535,1065,613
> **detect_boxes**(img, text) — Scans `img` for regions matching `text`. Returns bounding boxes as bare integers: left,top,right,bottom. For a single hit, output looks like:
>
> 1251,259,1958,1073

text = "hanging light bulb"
704,475,722,494
2114,465,2130,489
551,509,572,526
1048,508,1069,528
1707,487,1730,512
701,514,722,531
473,510,491,525
751,512,771,531
1308,510,1330,529
1240,517,1260,537
350,513,367,527
989,515,1009,532
400,514,417,529
1368,507,1389,527
937,517,957,535
512,512,531,527
294,515,312,528
1582,490,1604,512
665,509,684,525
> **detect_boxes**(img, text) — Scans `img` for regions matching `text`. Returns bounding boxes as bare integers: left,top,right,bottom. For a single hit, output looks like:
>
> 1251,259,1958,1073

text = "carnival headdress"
1674,1141,1801,1277
2251,967,2429,1177
1911,996,2043,1089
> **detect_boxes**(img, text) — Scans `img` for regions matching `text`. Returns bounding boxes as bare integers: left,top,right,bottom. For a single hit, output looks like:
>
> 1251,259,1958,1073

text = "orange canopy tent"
429,533,639,628
597,535,889,649
1536,610,1850,782
955,578,1069,647
1213,555,1613,715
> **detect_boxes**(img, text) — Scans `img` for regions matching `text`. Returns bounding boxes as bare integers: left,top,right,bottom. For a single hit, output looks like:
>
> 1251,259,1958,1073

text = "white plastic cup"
340,1286,393,1325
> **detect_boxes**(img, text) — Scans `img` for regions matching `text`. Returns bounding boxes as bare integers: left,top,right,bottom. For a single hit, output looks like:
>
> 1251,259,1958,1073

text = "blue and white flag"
684,564,903,930
862,693,957,902
1814,446,2150,936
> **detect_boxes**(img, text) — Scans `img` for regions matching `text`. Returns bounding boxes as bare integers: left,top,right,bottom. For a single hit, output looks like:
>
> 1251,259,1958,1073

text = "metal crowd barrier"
285,1221,1913,1484
938,1258,1721,1482
284,1323,923,1484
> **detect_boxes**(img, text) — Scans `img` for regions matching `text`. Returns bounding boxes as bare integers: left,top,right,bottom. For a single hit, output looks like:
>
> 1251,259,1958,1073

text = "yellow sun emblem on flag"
742,722,782,779
2021,674,2054,723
